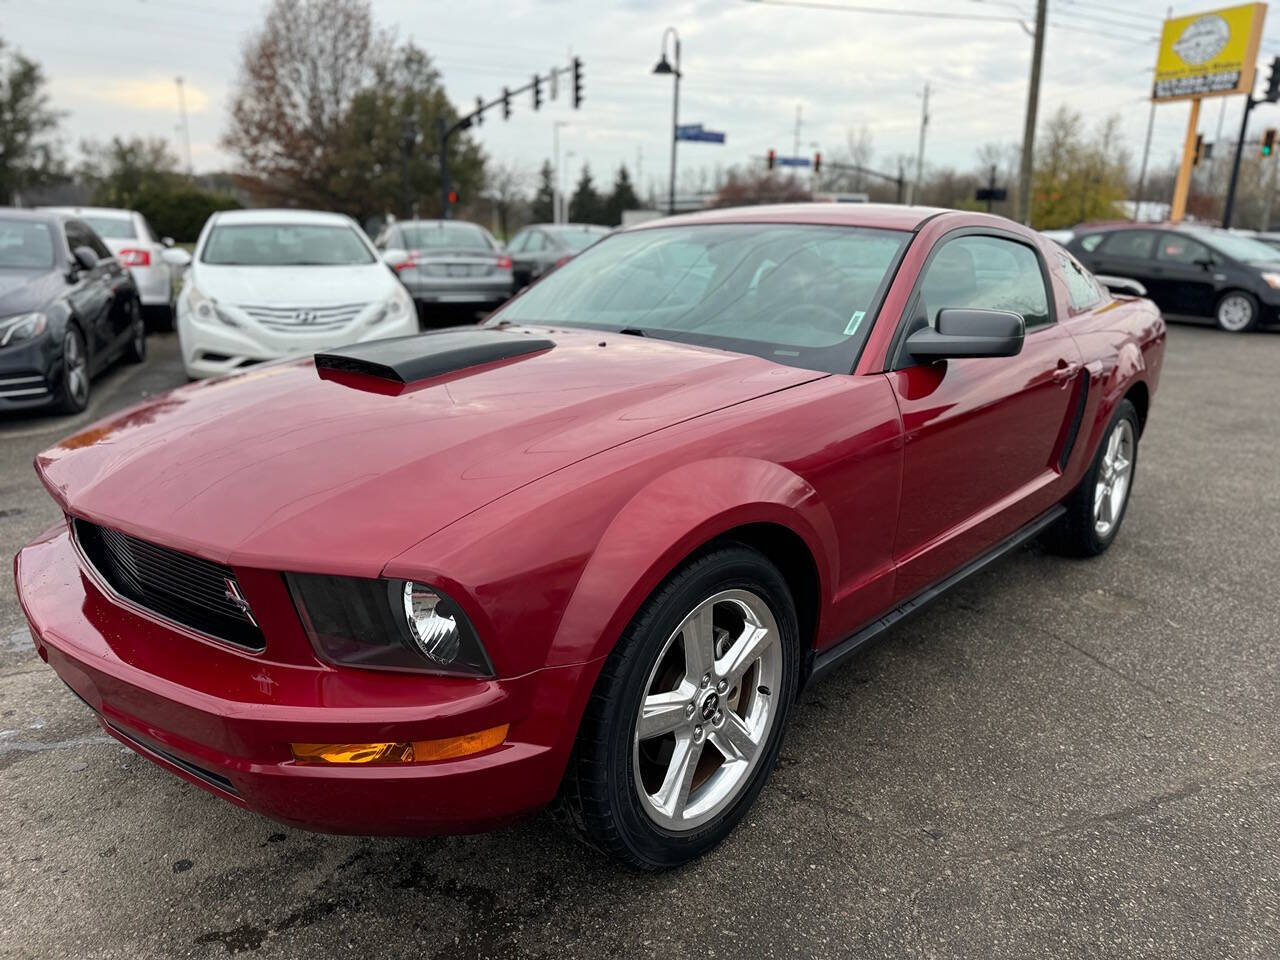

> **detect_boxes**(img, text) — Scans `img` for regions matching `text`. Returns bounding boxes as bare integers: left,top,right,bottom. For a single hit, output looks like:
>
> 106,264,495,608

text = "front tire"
560,545,800,869
1215,290,1259,332
1044,399,1139,557
56,325,90,414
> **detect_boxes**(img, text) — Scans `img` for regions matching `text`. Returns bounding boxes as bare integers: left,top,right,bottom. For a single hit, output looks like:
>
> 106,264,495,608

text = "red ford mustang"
15,205,1165,869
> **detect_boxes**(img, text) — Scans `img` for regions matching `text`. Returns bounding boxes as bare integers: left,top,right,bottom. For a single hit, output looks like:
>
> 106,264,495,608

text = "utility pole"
793,104,802,159
553,121,569,224
1017,0,1047,225
174,76,193,176
908,82,929,205
1135,99,1156,221
1262,147,1279,230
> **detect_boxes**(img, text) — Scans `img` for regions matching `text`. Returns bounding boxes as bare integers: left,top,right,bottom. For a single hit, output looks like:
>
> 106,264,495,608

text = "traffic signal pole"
1222,95,1256,229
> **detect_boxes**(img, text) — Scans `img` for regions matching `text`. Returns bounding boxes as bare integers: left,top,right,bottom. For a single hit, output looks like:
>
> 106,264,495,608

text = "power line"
741,0,1023,23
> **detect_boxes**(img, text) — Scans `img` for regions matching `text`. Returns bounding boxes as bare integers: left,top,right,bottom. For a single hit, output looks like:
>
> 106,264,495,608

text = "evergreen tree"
603,164,640,226
530,160,555,222
569,164,604,224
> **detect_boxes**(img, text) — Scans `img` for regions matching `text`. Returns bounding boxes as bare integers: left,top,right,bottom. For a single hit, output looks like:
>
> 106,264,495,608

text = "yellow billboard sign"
1153,3,1267,101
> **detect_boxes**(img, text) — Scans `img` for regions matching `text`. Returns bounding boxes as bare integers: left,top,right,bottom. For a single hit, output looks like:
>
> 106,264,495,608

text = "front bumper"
176,297,419,380
0,332,60,411
15,522,595,835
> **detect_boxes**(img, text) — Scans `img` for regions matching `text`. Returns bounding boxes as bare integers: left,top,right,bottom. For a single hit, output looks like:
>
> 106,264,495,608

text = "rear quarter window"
1078,234,1105,252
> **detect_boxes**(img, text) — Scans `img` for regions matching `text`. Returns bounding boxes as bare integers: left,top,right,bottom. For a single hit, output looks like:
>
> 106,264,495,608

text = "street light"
652,27,681,216
553,121,569,224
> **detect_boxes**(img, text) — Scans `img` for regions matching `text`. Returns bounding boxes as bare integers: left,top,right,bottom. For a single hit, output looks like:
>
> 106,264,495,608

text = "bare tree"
486,160,529,239
223,0,393,208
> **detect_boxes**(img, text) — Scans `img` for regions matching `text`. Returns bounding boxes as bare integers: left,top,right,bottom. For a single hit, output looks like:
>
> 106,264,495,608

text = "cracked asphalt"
2,325,1279,959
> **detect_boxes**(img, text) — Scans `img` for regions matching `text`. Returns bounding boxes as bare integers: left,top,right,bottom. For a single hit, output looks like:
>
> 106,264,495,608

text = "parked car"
1245,230,1280,252
1039,228,1074,246
373,219,513,322
175,208,416,379
0,209,146,414
17,204,1164,869
508,222,611,289
40,206,190,329
1067,222,1280,331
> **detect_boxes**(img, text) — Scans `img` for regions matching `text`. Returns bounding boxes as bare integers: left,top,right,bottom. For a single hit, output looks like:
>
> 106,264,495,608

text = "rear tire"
1043,399,1139,557
559,544,800,869
1215,290,1259,332
124,300,147,364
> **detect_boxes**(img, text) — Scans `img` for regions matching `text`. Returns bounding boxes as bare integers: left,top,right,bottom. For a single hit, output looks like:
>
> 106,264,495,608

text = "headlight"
1262,272,1280,289
0,312,48,348
286,574,494,677
368,287,413,326
186,281,238,326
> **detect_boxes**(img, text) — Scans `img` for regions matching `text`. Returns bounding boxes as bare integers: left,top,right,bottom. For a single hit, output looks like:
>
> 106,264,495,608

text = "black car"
1067,223,1280,332
0,209,146,414
507,223,610,289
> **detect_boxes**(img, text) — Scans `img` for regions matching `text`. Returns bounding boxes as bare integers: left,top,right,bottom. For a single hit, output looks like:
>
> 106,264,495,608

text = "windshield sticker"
844,311,866,336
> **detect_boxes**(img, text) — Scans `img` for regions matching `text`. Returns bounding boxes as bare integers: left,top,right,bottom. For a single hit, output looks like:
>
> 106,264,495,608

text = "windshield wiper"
618,326,647,337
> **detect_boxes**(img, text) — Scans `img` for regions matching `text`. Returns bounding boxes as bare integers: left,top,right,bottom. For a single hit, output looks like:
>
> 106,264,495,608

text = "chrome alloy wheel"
1217,293,1254,332
1093,418,1134,538
632,588,783,832
63,330,89,407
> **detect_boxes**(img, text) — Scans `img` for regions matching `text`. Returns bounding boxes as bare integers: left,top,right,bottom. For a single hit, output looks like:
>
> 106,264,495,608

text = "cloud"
53,77,211,114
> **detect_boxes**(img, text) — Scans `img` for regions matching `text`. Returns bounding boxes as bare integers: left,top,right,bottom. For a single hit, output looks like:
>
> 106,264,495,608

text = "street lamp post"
553,121,569,224
652,27,681,216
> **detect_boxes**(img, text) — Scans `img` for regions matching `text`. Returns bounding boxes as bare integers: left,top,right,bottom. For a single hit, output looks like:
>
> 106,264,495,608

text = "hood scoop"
314,328,554,384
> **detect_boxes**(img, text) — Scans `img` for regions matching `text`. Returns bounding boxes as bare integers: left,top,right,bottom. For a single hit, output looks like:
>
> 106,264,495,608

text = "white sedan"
41,206,190,326
176,209,417,379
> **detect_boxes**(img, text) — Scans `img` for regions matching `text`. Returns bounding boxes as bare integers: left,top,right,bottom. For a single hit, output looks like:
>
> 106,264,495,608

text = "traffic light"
1266,56,1280,103
448,190,459,205
1194,133,1205,166
767,149,776,170
572,57,584,109
532,75,542,110
475,97,484,126
1263,128,1277,157
813,152,822,174
502,87,511,120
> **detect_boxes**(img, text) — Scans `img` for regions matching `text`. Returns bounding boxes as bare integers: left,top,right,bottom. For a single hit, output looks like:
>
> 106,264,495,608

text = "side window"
1078,233,1105,252
1058,251,1104,311
65,221,111,261
1156,233,1212,265
918,235,1051,330
508,230,529,253
525,231,547,253
1099,230,1156,260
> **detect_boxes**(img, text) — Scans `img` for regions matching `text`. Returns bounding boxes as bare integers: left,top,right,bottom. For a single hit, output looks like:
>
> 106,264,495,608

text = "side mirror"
1195,256,1215,270
382,248,411,268
72,246,99,271
906,308,1025,361
161,247,192,267
161,236,176,248
1095,274,1147,297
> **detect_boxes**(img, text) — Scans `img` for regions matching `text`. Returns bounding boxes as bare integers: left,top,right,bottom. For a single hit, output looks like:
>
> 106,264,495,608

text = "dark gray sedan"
374,220,513,321
509,223,610,290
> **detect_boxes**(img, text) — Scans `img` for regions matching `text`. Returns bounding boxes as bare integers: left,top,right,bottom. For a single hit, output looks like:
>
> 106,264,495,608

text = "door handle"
1051,360,1082,384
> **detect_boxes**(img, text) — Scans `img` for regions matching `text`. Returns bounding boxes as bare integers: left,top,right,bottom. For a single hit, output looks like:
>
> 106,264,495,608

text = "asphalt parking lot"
2,324,1278,959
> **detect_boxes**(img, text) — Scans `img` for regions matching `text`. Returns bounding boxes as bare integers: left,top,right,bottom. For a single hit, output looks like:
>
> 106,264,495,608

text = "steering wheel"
774,302,848,334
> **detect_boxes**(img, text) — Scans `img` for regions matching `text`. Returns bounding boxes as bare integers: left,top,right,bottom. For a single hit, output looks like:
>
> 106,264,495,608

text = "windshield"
1192,231,1280,262
552,228,608,253
400,223,493,251
0,220,55,269
202,223,375,266
490,223,911,373
81,216,135,239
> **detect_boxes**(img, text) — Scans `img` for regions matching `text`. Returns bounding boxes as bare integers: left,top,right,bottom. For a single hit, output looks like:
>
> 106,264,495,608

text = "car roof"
211,208,354,226
624,202,954,233
39,206,135,219
0,207,61,224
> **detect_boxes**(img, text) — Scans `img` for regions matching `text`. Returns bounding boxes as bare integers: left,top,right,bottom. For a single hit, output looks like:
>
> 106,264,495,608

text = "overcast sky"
6,0,1280,199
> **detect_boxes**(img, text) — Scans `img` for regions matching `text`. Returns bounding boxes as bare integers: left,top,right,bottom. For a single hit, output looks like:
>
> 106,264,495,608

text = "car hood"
0,269,61,316
36,326,822,576
191,263,395,306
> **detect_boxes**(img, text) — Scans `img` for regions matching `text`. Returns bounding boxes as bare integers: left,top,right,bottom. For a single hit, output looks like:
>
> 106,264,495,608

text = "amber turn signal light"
291,724,508,765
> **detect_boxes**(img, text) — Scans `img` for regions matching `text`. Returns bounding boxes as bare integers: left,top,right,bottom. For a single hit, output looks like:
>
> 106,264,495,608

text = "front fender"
547,456,837,670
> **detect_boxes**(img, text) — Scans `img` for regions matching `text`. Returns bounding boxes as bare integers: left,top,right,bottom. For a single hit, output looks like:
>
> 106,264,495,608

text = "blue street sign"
776,155,810,167
676,123,726,144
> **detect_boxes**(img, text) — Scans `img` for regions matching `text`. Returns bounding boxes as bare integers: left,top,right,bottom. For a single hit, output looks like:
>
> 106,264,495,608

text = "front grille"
73,519,265,652
239,302,368,333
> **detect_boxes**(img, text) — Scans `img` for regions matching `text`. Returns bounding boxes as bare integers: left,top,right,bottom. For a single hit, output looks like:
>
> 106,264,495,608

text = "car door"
1088,230,1162,305
1152,231,1218,317
81,222,134,353
884,231,1086,600
512,230,547,287
62,220,115,364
